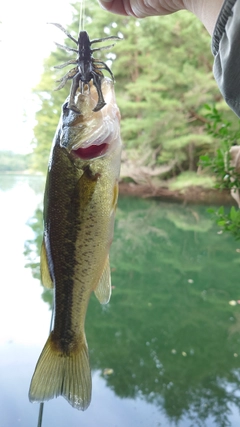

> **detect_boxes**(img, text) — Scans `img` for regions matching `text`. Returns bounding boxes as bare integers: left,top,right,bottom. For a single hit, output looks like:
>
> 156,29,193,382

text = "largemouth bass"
29,78,121,410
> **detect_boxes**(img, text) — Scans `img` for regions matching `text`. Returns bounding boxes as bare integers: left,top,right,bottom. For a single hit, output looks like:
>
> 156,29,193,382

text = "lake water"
1,174,240,427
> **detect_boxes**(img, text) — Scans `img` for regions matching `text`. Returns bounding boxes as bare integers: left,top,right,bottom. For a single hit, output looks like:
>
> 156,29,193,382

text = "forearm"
182,0,224,35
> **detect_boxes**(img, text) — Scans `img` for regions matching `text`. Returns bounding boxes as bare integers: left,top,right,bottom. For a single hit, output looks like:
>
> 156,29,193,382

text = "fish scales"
29,78,121,410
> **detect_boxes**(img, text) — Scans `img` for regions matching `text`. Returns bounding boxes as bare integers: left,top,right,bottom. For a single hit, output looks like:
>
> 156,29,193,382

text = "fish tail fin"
28,332,91,410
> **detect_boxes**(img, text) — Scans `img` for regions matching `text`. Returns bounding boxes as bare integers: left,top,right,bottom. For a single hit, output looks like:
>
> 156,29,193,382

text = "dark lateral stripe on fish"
52,205,82,349
45,144,82,350
49,160,97,351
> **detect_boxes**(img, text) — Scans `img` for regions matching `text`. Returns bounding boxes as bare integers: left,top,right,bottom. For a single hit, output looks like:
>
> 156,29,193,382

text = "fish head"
59,78,121,162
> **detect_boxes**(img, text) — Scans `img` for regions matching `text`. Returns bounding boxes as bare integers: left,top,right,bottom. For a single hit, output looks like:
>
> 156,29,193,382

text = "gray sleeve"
212,0,240,117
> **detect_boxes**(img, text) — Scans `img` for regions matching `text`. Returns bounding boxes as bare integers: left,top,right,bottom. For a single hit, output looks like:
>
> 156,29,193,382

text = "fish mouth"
71,131,113,160
73,142,109,160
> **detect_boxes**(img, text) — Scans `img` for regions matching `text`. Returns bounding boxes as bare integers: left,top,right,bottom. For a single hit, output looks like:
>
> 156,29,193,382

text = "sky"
0,0,74,153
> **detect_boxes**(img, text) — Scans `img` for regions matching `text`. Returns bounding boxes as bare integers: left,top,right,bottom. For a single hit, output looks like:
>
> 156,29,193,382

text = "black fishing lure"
51,23,120,114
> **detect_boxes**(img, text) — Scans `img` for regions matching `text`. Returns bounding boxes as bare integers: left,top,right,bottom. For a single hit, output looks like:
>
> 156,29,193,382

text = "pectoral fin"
40,240,53,288
94,256,111,304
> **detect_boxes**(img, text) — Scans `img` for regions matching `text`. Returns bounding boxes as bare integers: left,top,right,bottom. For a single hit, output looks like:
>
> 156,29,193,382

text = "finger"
98,0,137,17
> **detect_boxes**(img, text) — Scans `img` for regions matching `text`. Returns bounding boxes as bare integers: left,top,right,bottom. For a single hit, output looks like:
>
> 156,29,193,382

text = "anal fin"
40,240,53,288
94,256,111,304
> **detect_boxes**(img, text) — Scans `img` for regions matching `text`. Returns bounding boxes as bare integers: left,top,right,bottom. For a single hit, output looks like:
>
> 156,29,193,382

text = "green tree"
113,13,217,171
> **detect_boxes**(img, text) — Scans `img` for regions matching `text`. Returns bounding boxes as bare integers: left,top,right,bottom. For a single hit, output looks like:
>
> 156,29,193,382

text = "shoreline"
119,182,234,206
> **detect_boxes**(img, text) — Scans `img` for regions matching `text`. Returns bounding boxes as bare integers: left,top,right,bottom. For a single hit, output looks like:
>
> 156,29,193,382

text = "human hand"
98,0,225,35
98,0,185,18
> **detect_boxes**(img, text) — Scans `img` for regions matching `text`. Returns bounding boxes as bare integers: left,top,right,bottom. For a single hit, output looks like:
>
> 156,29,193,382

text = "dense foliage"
200,106,240,191
199,105,240,239
31,0,239,181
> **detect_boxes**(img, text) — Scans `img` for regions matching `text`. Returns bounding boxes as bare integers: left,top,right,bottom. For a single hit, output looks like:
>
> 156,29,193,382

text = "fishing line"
36,302,55,427
37,403,44,427
79,0,86,33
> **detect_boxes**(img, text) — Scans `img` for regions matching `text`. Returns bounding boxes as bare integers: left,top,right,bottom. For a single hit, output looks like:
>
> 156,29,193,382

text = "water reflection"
24,186,240,426
0,173,45,193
